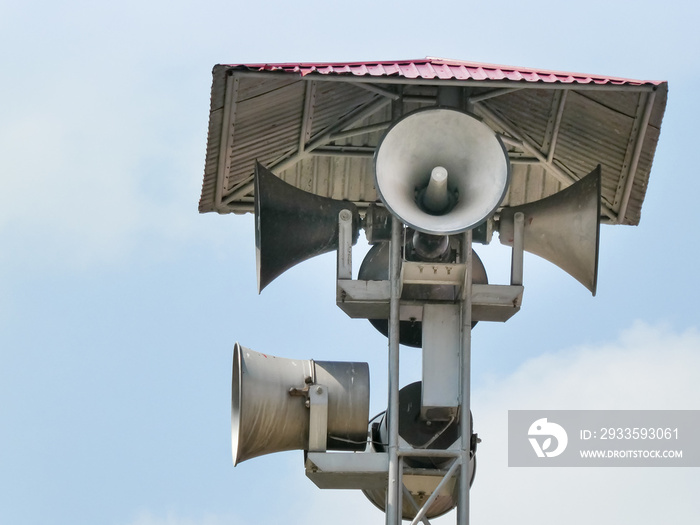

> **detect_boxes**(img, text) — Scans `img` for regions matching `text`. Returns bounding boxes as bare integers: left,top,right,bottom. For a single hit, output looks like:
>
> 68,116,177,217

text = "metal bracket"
401,261,466,288
337,209,354,280
308,384,329,452
510,211,525,286
289,371,329,452
335,217,524,324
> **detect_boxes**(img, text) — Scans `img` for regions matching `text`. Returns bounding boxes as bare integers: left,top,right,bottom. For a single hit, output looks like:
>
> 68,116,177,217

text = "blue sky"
1,1,699,524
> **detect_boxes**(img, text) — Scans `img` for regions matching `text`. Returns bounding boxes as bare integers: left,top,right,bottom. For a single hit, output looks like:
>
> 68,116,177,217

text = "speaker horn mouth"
374,107,510,235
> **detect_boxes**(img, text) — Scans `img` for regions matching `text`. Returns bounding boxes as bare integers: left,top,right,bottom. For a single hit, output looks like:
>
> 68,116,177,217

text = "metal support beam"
386,218,403,525
468,87,522,104
616,89,656,224
544,90,568,164
403,485,432,525
215,73,239,209
311,146,376,157
354,81,402,100
329,122,392,141
457,230,473,525
298,80,317,155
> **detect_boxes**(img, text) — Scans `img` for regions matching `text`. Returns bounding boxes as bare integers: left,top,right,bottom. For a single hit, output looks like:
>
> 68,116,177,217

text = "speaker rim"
231,342,245,466
497,165,601,295
373,107,511,235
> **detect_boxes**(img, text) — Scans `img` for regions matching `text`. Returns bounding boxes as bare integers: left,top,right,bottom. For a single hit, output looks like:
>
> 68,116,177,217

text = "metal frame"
305,211,527,524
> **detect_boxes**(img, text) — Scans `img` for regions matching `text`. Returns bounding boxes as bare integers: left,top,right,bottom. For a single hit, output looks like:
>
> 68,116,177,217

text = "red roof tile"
226,57,663,87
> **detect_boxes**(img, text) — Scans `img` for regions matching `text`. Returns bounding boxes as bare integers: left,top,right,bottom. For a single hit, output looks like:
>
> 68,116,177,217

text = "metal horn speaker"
363,382,476,520
254,162,360,292
358,241,488,347
231,343,370,466
374,108,510,235
498,166,601,295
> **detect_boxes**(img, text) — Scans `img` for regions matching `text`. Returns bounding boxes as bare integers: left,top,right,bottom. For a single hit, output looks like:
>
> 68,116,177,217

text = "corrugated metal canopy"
200,58,667,226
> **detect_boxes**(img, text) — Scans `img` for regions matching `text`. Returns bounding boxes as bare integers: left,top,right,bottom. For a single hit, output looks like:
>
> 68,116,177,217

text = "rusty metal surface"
200,58,667,226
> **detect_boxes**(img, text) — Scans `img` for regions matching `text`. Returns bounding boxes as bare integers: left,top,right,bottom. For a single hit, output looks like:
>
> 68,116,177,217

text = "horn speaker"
231,343,370,465
498,166,601,295
254,162,360,292
374,108,510,235
363,382,476,520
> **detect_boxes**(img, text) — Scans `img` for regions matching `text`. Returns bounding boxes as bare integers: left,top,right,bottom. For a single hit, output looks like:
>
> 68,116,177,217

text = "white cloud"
475,321,700,410
465,321,700,525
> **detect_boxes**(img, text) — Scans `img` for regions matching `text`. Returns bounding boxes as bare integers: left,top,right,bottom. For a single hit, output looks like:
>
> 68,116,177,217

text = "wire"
327,434,371,446
415,415,457,449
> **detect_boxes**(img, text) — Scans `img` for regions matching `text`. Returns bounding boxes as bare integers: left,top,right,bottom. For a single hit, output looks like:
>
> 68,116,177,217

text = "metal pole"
457,230,473,525
386,218,403,525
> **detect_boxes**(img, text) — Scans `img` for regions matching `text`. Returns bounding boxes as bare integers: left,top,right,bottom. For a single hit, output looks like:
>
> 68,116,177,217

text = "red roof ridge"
223,58,666,86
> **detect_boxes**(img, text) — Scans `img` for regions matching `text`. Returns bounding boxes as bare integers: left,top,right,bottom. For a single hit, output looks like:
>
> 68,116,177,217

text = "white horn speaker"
231,343,370,465
374,108,511,234
498,166,601,295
